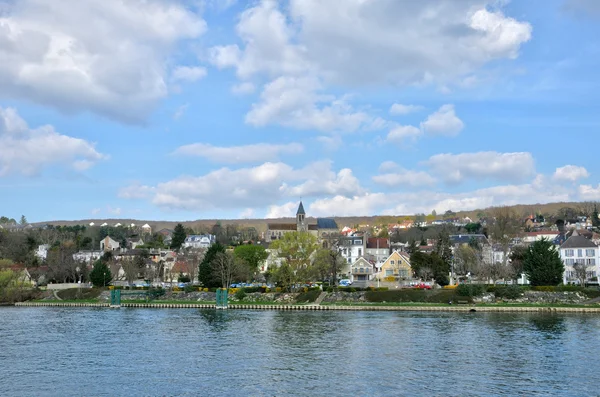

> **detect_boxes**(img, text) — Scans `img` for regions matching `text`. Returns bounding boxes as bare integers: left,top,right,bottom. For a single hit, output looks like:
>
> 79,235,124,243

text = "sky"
1,0,600,223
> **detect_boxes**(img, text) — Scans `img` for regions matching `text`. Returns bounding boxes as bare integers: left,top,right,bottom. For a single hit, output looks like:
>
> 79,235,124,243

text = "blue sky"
1,0,600,223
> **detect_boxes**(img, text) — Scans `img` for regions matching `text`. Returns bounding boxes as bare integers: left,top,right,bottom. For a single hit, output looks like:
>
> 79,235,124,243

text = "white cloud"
0,0,206,122
172,66,207,82
378,161,400,173
118,184,155,199
420,104,464,136
386,124,422,143
122,161,362,211
373,170,436,188
239,208,255,218
266,202,299,218
173,104,189,120
578,184,600,200
0,107,105,176
316,135,343,151
173,142,304,164
231,82,256,95
107,206,121,216
245,76,375,132
553,165,589,182
426,151,535,183
389,104,423,115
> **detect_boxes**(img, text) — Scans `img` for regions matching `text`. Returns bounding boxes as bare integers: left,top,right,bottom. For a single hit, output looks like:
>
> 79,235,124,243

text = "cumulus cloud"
420,104,464,136
389,104,423,115
0,0,206,122
386,124,422,143
172,142,304,164
553,165,590,182
0,107,105,176
578,184,600,200
171,66,207,82
426,151,535,183
266,202,300,218
210,1,530,133
118,184,155,199
239,208,255,218
373,169,436,188
121,161,363,211
231,82,256,95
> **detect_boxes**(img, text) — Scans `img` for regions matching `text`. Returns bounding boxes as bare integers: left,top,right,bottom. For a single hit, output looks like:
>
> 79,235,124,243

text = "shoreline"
11,301,600,313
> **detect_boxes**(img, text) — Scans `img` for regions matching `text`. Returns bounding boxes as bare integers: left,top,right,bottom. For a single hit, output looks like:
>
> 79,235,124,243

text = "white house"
100,236,120,252
35,244,50,260
182,234,215,249
141,224,152,234
559,231,599,284
350,257,375,281
73,250,103,263
338,234,366,264
365,237,389,267
523,231,559,244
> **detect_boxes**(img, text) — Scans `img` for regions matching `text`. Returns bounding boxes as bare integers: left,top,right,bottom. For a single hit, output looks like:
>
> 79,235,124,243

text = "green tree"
270,231,319,290
523,238,564,286
508,245,528,282
233,244,268,274
170,223,187,250
592,205,600,228
430,252,450,286
19,215,28,225
89,260,112,287
198,243,225,288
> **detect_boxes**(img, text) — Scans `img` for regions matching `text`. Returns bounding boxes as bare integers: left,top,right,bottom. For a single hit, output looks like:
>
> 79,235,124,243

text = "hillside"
33,201,590,232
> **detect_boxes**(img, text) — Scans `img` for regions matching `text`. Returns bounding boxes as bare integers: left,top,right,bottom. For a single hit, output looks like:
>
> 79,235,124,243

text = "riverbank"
13,300,600,312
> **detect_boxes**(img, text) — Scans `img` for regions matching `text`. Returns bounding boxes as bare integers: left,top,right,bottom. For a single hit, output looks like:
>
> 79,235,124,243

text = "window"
390,260,395,265
586,249,595,257
565,259,575,266
587,259,596,266
565,249,574,257
385,269,393,276
578,249,583,257
358,249,362,256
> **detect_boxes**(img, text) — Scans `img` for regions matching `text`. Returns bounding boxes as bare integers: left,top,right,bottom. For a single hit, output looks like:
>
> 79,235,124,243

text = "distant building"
265,202,338,243
182,234,215,249
100,236,120,252
559,231,599,284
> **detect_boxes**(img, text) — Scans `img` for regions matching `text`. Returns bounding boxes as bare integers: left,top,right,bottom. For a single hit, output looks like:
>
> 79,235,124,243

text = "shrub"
184,285,198,293
234,288,247,301
148,287,166,299
456,284,485,297
494,285,523,300
365,289,456,303
532,286,557,292
296,289,321,303
326,286,334,293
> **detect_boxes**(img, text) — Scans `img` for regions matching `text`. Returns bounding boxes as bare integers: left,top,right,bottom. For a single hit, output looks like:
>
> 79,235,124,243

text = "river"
0,307,598,396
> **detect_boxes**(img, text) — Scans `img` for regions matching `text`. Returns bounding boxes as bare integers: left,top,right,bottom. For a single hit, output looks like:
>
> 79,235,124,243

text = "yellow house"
378,251,412,281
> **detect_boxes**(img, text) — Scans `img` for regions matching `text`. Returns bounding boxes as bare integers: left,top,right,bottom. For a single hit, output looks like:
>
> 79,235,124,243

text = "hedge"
365,289,457,303
296,289,322,303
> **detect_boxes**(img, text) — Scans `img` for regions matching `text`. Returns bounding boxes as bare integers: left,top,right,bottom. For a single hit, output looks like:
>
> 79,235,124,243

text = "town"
1,201,599,301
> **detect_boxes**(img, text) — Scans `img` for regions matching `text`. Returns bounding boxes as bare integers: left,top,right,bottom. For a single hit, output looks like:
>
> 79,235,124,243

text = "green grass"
32,299,100,303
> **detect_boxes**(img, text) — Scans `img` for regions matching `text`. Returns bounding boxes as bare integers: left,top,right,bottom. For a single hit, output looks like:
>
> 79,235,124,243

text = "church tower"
296,201,306,232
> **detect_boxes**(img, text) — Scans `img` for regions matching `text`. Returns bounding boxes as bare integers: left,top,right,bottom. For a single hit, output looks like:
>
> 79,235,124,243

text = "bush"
494,285,523,300
296,289,321,303
456,284,485,297
365,289,456,303
178,274,191,283
234,288,247,301
242,287,261,293
184,285,199,293
148,287,166,299
326,286,334,293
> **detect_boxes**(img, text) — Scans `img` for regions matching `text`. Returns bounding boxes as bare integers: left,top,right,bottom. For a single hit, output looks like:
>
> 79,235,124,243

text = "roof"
450,234,488,245
317,218,338,229
560,234,597,249
366,238,389,249
296,201,305,215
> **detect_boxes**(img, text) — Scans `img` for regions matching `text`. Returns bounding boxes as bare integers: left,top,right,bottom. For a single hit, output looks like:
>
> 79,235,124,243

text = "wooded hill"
31,201,593,233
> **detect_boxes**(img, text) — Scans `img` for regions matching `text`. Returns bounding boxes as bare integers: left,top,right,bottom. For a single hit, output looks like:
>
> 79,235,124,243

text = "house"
114,222,122,227
559,231,599,284
126,238,145,249
100,236,120,252
523,231,559,243
73,250,103,263
141,224,152,234
338,233,365,264
350,257,375,281
265,201,338,243
378,251,412,282
35,244,50,260
366,237,389,266
182,234,215,249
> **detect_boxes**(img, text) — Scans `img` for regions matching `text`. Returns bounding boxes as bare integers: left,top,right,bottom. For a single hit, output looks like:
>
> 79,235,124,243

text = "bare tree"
46,242,82,283
212,252,244,289
573,262,590,286
490,207,520,268
120,258,139,286
179,248,205,284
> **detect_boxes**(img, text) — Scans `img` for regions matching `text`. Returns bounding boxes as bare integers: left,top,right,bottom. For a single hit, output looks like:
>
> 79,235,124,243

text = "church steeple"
296,201,306,232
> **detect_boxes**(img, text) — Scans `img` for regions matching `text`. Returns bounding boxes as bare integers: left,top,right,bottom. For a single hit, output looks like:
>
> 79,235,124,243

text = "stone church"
265,202,339,243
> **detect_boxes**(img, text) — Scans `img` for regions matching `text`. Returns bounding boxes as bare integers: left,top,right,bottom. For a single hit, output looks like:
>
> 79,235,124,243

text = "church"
265,202,339,243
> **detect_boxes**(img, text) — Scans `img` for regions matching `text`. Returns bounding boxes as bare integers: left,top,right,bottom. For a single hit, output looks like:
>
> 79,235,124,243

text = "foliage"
508,245,528,280
494,285,523,300
233,244,268,274
234,288,247,301
148,287,166,299
464,222,482,234
365,289,457,303
523,238,564,286
270,232,319,289
455,283,485,297
0,269,35,303
198,243,225,288
178,274,191,282
89,260,112,287
170,223,187,250
212,251,247,288
295,289,321,303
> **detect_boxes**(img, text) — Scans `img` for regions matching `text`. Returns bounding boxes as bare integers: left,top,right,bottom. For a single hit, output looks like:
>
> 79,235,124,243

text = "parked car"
413,283,431,290
339,279,352,287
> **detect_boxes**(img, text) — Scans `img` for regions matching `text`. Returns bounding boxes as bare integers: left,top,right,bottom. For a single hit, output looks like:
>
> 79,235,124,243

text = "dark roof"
560,235,597,249
308,224,318,231
317,218,338,229
366,238,389,249
296,201,305,215
450,234,488,245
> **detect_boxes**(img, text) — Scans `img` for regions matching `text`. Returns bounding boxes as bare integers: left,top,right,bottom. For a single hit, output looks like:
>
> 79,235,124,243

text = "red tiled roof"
366,238,389,249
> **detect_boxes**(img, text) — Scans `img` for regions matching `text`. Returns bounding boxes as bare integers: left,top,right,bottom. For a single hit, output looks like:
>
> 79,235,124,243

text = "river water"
0,308,598,396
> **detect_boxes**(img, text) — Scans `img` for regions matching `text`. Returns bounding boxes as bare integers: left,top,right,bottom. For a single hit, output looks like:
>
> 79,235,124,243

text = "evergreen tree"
523,238,564,286
89,260,112,287
406,239,418,255
170,223,187,250
592,205,600,228
198,242,225,288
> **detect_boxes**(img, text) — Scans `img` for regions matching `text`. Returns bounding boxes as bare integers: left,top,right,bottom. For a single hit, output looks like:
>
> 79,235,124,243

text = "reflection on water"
0,308,599,396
